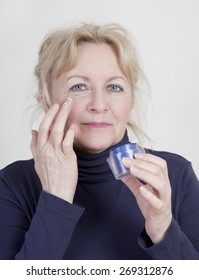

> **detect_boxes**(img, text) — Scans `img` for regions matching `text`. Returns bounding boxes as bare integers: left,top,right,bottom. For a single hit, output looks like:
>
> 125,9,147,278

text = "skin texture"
51,43,132,153
30,42,172,244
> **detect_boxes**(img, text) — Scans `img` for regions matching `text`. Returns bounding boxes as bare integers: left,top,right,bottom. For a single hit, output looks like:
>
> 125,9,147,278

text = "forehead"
77,42,118,61
69,42,124,77
77,42,116,55
52,42,129,89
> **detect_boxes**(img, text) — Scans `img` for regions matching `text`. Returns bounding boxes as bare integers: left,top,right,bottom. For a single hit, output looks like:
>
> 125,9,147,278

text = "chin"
74,138,115,154
74,128,124,153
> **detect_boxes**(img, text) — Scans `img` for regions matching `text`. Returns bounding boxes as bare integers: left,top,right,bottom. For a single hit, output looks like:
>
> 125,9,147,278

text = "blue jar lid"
109,143,138,156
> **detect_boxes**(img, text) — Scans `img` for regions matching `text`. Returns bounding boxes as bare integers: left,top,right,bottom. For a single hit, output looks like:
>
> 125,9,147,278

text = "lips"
82,122,112,128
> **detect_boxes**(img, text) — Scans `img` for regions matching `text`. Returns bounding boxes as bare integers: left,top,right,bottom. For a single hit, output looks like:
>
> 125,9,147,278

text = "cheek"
113,101,132,122
66,102,81,125
51,95,66,106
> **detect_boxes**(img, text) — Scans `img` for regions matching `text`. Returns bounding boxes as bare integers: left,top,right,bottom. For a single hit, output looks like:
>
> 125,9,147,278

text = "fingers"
134,153,168,176
123,154,171,209
123,153,168,176
139,185,163,210
37,98,73,148
62,124,76,156
122,154,169,191
122,153,172,243
37,103,59,147
49,98,73,148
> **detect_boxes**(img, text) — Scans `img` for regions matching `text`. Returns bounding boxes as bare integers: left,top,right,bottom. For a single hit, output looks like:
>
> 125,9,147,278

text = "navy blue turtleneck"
1,132,199,259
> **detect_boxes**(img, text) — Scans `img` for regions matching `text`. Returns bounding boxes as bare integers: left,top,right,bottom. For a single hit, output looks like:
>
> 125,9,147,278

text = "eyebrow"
106,76,127,83
66,75,90,82
66,75,127,83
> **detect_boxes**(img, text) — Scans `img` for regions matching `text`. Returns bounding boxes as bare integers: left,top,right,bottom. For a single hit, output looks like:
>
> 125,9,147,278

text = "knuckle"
160,159,168,170
63,143,73,155
63,140,70,148
36,145,49,158
51,128,64,136
153,160,168,176
152,166,161,176
162,160,167,168
39,124,48,134
156,201,164,210
63,142,75,158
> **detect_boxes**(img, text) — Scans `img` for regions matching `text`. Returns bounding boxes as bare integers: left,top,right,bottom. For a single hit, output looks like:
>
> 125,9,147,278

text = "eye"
70,83,88,92
107,84,124,93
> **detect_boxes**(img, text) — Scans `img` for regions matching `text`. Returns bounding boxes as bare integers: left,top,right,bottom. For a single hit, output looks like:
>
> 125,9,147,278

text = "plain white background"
0,0,199,176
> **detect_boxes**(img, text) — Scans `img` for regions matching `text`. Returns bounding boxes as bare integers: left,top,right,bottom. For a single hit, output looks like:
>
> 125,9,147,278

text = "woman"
0,22,199,260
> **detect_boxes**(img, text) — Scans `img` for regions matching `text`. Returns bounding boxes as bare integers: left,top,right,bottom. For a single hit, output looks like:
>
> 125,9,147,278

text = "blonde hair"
33,22,150,144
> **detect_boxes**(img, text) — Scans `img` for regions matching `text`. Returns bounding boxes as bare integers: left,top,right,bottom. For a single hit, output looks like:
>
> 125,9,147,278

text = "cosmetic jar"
107,143,146,180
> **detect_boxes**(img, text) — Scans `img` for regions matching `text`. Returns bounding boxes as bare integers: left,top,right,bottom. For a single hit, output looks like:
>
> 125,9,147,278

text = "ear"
40,93,51,113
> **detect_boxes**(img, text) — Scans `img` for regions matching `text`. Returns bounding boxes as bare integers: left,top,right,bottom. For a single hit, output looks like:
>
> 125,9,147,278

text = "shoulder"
0,159,42,222
147,149,191,168
0,159,41,198
146,149,199,203
0,159,36,180
146,149,194,178
146,149,198,184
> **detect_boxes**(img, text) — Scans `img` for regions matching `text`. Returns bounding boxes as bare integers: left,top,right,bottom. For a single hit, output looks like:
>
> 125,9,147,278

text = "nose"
87,91,108,113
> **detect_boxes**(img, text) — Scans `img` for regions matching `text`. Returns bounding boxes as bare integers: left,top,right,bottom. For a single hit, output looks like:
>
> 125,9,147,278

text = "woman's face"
50,42,132,153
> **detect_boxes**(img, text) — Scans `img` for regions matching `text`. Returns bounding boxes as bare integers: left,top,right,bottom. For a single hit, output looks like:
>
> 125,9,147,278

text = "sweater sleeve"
138,162,199,259
0,169,84,260
15,192,84,260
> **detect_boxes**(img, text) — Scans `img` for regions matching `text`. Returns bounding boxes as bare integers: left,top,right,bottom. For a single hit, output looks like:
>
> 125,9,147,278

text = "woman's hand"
30,98,78,203
122,153,172,244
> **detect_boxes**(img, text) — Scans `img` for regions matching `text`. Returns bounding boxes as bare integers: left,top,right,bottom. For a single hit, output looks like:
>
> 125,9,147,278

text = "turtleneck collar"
75,130,130,183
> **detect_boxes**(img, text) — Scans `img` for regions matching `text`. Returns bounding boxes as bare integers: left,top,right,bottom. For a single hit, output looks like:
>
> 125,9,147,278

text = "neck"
75,130,130,183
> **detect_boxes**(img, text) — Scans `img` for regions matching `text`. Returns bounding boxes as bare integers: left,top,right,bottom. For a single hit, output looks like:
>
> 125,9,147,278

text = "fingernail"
63,98,73,107
134,153,144,159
